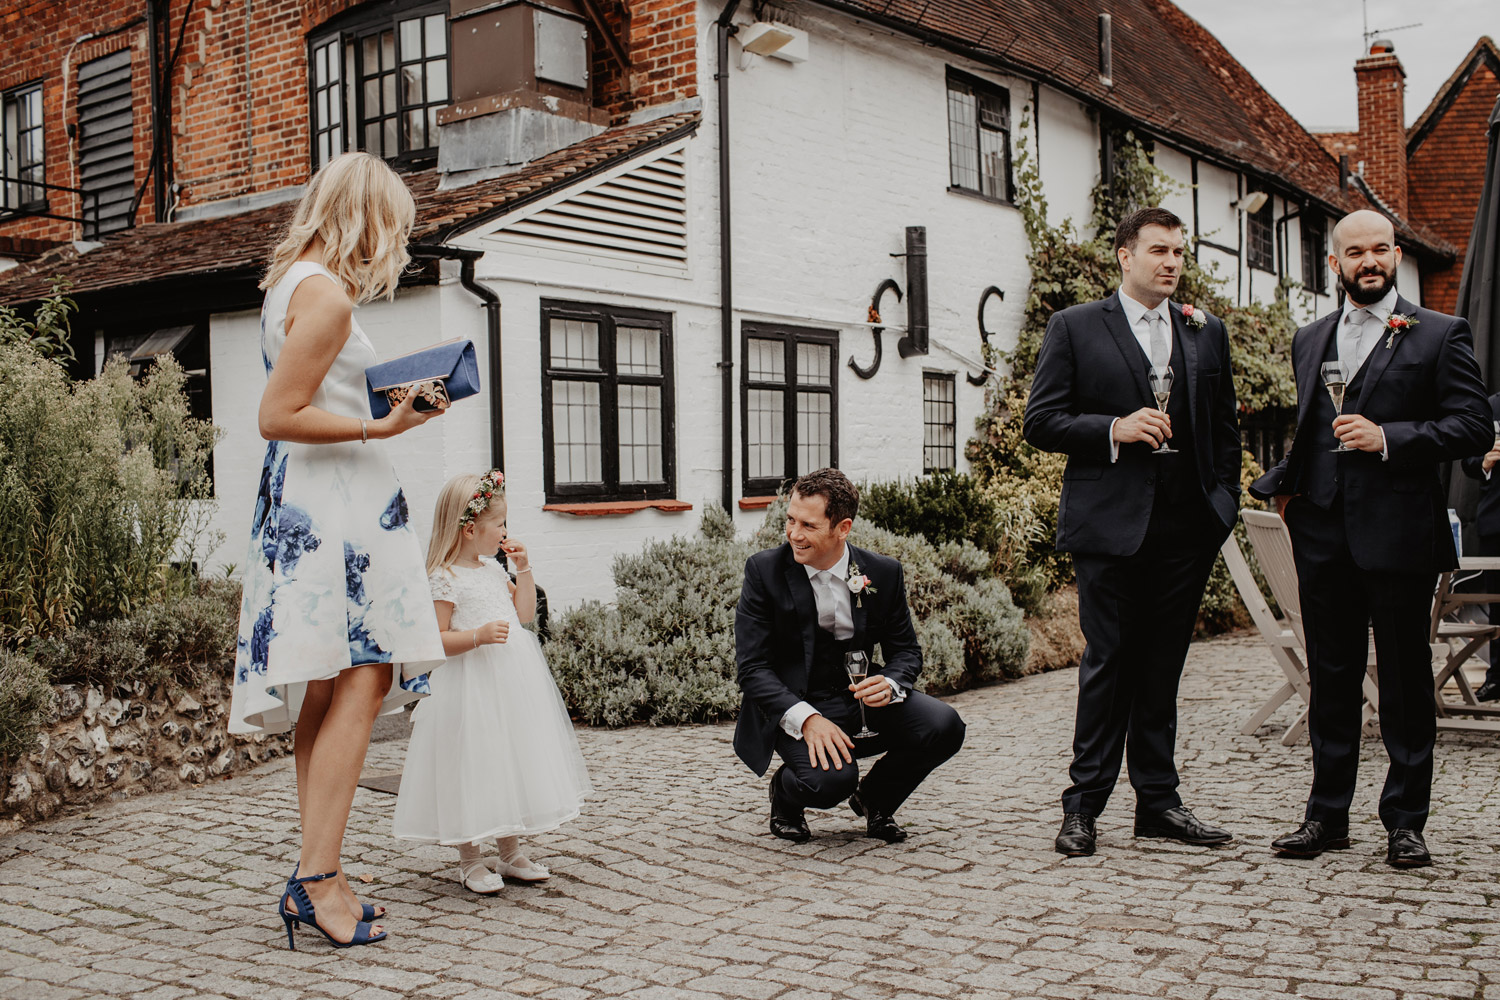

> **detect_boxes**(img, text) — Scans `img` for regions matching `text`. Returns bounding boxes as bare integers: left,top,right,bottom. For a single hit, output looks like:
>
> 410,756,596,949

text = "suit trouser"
1063,504,1221,816
774,690,965,814
1480,533,1500,687
1285,495,1437,831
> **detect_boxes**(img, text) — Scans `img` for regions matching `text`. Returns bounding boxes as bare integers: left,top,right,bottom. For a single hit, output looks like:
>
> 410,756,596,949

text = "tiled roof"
0,111,700,307
816,0,1453,258
1408,36,1500,154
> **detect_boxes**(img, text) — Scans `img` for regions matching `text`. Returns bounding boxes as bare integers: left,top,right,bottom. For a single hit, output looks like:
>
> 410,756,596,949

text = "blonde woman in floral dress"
230,152,446,949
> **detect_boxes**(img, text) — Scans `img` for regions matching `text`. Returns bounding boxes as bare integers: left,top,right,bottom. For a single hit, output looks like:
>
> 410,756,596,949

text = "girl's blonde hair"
259,152,416,304
426,474,506,576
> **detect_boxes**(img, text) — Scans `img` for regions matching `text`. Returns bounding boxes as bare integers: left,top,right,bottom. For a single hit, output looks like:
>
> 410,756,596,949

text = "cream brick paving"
0,633,1497,998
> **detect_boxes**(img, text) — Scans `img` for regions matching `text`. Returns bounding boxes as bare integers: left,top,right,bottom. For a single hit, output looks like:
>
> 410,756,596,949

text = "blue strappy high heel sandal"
280,864,384,928
280,869,387,950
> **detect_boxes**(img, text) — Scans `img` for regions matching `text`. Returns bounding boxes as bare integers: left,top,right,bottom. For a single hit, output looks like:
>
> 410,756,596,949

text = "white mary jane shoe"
457,860,506,895
485,856,551,882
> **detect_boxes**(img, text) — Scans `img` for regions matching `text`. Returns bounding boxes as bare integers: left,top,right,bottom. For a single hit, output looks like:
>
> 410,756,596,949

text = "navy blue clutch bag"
365,338,480,418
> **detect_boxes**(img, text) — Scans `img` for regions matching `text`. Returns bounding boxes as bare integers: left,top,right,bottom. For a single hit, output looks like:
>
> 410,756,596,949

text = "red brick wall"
1354,52,1408,218
1409,57,1500,313
0,0,691,248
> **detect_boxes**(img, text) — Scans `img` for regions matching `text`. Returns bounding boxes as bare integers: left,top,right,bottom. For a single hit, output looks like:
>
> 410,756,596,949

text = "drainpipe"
714,0,740,513
145,0,165,223
410,245,503,472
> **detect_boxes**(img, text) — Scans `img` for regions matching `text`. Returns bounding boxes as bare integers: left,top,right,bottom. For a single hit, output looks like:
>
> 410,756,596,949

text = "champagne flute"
1321,361,1353,452
1492,420,1500,452
1147,366,1177,454
844,650,877,739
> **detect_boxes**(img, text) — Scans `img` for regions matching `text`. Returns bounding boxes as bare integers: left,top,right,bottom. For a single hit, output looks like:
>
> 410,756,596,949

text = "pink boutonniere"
1384,312,1418,349
847,561,876,607
1180,304,1208,330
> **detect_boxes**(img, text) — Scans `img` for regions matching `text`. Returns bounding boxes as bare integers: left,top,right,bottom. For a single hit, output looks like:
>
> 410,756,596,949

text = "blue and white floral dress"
230,260,445,735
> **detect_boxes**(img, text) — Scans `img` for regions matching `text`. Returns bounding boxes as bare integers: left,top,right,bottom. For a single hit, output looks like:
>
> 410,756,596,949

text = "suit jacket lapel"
781,550,817,680
1103,293,1153,408
1171,303,1198,426
1297,312,1341,429
1354,294,1412,413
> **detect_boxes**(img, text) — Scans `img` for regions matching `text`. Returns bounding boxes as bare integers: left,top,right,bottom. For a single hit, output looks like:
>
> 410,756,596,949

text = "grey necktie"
814,571,837,633
1147,312,1170,369
1341,308,1369,374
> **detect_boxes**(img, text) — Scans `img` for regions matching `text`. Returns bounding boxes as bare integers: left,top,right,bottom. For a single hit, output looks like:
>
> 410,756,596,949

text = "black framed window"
541,300,674,502
309,1,449,168
923,372,957,473
946,69,1012,202
1247,197,1275,272
1,81,44,213
742,324,838,495
1301,213,1328,294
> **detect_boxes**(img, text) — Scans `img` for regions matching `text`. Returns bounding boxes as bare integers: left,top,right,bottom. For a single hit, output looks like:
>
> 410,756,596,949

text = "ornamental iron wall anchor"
969,285,1004,385
849,226,929,380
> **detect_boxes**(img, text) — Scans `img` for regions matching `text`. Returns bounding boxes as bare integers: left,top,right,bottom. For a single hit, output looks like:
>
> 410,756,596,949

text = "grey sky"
1172,0,1498,130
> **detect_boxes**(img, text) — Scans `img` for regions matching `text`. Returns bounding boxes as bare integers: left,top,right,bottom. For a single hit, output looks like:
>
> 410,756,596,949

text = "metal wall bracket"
968,285,1004,385
850,278,902,380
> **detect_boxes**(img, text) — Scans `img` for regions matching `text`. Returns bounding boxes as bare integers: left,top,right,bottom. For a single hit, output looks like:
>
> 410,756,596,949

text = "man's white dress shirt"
1335,285,1396,461
1107,289,1175,462
779,544,907,740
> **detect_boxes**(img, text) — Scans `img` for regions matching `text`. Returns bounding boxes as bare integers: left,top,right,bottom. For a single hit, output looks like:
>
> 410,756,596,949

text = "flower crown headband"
459,469,504,527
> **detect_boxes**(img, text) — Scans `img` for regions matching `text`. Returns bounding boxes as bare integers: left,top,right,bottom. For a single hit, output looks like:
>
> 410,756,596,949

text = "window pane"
381,29,395,71
796,343,832,386
618,385,663,483
403,66,423,106
382,115,398,156
947,84,978,190
362,34,379,72
426,14,446,56
980,127,1008,200
316,45,328,86
747,388,785,480
427,107,440,144
746,337,784,382
365,121,380,152
427,60,448,103
363,77,380,116
405,108,425,150
549,318,600,370
796,392,831,473
399,18,421,61
552,381,602,483
382,73,396,115
617,326,661,376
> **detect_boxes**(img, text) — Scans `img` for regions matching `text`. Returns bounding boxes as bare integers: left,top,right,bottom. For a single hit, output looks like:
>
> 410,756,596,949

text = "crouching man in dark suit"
734,468,965,844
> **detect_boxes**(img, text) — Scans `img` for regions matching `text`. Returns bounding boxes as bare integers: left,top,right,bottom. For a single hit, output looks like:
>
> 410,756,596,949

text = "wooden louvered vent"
502,148,687,265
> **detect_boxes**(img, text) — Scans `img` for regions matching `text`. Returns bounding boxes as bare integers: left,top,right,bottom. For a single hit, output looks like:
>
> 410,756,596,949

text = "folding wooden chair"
1223,511,1312,745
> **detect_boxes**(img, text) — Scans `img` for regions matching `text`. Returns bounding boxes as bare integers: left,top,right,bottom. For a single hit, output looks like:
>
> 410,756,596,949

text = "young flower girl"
393,470,591,893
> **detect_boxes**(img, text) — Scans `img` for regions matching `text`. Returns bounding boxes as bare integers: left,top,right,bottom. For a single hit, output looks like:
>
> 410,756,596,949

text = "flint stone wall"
0,678,292,832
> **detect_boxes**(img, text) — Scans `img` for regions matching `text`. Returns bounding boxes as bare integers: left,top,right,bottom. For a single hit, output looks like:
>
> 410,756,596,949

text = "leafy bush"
0,649,53,761
859,473,1004,552
0,288,220,638
545,503,1030,726
27,578,240,690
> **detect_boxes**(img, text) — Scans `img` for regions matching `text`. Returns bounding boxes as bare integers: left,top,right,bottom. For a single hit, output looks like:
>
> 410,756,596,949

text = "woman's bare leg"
293,663,392,942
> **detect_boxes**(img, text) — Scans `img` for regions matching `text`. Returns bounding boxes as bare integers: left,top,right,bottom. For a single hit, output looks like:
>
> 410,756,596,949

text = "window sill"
945,185,1014,208
738,495,778,510
542,499,693,516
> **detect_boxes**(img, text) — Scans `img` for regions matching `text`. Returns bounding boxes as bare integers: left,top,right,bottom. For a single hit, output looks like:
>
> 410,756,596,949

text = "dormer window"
309,1,450,168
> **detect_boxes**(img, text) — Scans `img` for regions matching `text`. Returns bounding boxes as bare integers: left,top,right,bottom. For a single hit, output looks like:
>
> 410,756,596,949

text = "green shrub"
0,294,220,638
859,473,1004,553
0,649,53,761
545,502,1030,726
27,578,240,690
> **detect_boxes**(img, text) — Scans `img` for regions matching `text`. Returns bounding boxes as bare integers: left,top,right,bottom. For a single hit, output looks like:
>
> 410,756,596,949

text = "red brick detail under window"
542,499,693,516
738,496,778,510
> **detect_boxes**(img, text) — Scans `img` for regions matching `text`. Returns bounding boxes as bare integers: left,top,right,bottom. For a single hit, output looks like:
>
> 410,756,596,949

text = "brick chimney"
1353,38,1408,216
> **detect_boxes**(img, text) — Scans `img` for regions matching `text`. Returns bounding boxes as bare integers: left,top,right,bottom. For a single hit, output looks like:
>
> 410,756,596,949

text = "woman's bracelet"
516,567,533,575
359,419,368,444
471,629,478,648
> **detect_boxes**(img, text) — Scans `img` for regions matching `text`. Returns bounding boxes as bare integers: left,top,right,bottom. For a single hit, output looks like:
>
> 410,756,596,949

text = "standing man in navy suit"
1024,207,1242,857
734,468,965,844
1250,210,1490,868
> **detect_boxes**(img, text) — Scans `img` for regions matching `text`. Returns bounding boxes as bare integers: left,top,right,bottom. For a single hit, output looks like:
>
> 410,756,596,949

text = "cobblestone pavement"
1,632,1498,1000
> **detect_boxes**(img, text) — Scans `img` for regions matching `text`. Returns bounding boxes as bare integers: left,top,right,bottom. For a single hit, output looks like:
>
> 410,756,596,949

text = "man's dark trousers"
1064,502,1221,816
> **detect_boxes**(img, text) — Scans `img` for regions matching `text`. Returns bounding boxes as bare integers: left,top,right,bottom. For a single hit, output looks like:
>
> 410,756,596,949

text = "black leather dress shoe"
849,788,907,843
1477,679,1500,703
768,765,811,843
1387,828,1433,868
1055,813,1096,856
1271,820,1350,857
1133,805,1232,845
